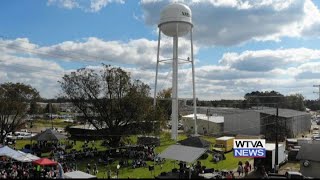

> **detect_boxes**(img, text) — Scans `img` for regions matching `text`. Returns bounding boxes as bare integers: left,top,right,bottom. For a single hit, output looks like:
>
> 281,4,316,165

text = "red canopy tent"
33,158,58,166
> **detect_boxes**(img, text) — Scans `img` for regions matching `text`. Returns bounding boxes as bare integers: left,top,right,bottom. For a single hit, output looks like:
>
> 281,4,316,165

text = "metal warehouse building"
183,107,311,138
256,107,311,140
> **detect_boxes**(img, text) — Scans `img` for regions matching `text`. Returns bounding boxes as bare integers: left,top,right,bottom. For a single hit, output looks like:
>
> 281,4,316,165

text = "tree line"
190,90,307,111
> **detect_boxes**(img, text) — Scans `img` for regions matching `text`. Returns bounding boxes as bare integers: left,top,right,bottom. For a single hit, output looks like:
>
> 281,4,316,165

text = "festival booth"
31,128,67,154
32,158,58,166
31,128,67,142
63,171,97,179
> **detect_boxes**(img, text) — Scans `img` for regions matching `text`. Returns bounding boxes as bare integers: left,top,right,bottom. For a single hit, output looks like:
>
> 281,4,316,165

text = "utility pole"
49,103,53,129
275,104,279,173
313,85,320,101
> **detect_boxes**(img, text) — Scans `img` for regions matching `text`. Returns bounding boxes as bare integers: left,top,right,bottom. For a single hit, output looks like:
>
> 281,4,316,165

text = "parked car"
14,131,36,139
312,135,320,140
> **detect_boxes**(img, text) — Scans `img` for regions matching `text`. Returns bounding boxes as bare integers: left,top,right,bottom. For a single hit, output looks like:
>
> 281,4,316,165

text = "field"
27,119,74,132
15,132,251,178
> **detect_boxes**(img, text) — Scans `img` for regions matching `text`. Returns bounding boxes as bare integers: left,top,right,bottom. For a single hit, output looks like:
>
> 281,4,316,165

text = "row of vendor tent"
0,145,40,162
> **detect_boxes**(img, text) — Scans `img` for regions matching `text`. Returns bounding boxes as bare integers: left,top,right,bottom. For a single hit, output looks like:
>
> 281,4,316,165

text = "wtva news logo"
234,139,266,158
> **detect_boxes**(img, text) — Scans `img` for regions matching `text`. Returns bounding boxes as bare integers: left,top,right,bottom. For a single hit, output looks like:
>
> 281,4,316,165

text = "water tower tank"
159,3,192,37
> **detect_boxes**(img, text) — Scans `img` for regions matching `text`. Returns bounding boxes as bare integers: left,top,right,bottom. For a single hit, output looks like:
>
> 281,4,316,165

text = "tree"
0,82,40,143
156,88,172,124
284,94,305,111
59,64,153,146
244,91,285,108
305,99,320,111
44,103,58,114
28,101,42,115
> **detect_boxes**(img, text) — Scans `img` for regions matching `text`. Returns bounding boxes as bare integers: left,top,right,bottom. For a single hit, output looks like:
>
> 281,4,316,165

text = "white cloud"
2,37,320,100
47,0,79,9
219,48,320,72
0,37,198,69
90,0,125,12
47,0,125,12
140,0,320,46
0,53,65,98
38,37,198,69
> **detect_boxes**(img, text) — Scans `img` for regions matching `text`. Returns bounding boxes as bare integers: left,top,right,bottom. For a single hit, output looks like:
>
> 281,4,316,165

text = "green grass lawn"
15,132,251,179
32,119,74,129
73,132,251,178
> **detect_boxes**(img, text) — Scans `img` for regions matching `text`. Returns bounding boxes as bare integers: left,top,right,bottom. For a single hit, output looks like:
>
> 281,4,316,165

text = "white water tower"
153,3,197,140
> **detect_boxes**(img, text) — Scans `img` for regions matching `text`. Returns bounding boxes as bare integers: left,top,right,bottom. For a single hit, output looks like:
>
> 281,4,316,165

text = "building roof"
178,136,211,148
31,128,67,141
158,145,207,163
253,107,309,118
216,136,234,141
296,143,320,162
70,124,97,130
182,114,224,123
265,143,284,151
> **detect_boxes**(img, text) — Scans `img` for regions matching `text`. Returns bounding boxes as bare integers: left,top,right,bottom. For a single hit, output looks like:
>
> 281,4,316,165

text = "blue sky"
1,0,320,100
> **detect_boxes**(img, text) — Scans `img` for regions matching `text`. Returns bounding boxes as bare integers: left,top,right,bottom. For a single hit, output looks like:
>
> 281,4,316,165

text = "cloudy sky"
1,0,320,100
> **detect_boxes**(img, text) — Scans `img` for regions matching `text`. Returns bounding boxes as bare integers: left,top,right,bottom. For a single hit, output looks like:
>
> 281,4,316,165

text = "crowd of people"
0,158,74,179
2,139,256,179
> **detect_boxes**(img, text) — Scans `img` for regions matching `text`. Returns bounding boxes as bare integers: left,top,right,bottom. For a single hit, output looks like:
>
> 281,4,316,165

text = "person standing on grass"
237,161,243,176
107,169,111,179
93,163,98,175
244,163,249,177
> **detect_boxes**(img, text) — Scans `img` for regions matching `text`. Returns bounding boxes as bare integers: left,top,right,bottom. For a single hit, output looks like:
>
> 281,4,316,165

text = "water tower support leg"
171,28,179,141
153,28,161,136
191,29,198,136
154,29,161,108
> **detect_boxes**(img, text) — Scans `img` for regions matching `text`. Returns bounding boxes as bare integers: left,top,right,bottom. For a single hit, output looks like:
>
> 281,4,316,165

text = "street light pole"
275,104,279,173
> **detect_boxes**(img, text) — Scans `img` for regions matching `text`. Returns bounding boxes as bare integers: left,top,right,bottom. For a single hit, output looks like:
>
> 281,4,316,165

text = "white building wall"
182,117,223,135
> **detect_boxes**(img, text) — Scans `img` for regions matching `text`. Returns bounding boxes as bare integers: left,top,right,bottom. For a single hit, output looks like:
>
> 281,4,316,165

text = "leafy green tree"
156,88,172,124
283,94,305,111
59,64,153,146
305,99,320,111
244,91,285,107
0,82,40,143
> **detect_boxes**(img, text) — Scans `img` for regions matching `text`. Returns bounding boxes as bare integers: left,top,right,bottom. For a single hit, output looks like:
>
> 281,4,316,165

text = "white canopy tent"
0,146,20,157
0,146,40,162
11,151,29,162
24,153,40,161
63,171,97,179
158,145,208,179
158,144,207,163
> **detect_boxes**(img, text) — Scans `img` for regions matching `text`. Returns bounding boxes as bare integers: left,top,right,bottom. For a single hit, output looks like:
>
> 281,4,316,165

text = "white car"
14,132,36,139
63,119,74,123
312,135,320,140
